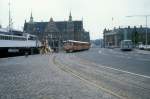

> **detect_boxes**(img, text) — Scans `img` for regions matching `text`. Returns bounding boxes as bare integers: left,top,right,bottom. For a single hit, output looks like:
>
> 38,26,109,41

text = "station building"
23,13,90,51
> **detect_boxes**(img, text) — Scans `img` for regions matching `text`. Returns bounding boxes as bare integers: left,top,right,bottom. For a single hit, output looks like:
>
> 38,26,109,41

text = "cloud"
0,0,149,39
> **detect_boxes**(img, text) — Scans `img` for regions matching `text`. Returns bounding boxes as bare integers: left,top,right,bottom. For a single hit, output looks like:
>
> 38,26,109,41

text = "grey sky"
0,0,150,40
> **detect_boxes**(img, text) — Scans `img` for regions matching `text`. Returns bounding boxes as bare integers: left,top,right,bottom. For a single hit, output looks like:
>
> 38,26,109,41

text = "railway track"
52,55,125,99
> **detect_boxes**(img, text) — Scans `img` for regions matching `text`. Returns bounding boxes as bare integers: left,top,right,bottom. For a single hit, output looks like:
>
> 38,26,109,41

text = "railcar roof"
63,40,89,44
122,40,132,41
0,33,26,38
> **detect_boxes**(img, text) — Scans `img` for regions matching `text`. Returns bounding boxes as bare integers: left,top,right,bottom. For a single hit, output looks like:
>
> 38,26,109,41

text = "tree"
132,29,139,45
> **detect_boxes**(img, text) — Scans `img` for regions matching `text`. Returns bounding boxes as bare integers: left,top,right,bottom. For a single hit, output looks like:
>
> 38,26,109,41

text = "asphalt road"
0,48,150,99
0,54,118,99
76,48,150,77
55,50,150,99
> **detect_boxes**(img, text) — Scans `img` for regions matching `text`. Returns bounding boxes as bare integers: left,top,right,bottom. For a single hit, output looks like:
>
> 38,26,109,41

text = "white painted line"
98,50,102,54
54,57,125,99
92,62,150,79
138,58,150,62
99,50,150,61
98,50,108,56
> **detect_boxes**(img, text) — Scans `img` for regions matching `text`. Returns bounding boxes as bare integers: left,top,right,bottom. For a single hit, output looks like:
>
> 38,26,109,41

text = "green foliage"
132,31,139,45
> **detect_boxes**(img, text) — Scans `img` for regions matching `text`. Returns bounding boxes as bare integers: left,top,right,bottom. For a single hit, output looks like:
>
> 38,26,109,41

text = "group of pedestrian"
40,46,53,55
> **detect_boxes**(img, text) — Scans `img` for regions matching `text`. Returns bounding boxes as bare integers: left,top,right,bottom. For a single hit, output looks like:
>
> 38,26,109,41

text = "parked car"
139,44,144,50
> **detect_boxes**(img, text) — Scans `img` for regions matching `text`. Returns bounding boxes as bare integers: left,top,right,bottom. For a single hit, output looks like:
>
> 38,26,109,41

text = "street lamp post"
145,16,148,46
126,15,150,47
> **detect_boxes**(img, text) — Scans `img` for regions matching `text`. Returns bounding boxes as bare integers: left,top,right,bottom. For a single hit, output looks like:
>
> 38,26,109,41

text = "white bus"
120,40,133,51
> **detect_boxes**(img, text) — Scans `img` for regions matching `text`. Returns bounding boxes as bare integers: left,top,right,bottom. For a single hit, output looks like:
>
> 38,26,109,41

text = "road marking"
53,56,125,99
98,50,110,56
99,50,150,62
91,62,150,79
138,58,150,62
73,54,150,79
98,50,131,58
98,50,102,54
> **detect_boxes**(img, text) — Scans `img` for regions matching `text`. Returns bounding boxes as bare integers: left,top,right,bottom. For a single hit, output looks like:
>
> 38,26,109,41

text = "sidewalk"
135,49,150,55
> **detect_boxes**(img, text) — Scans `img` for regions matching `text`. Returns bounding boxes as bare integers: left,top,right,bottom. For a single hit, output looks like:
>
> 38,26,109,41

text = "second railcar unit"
63,40,90,52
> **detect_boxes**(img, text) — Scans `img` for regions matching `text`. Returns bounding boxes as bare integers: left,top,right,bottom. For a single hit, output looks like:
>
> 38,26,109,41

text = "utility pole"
112,17,114,29
126,15,150,47
8,0,11,32
8,0,13,34
145,16,148,46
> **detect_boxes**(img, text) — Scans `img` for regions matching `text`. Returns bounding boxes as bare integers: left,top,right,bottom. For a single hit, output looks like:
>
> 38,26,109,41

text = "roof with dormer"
24,20,83,33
